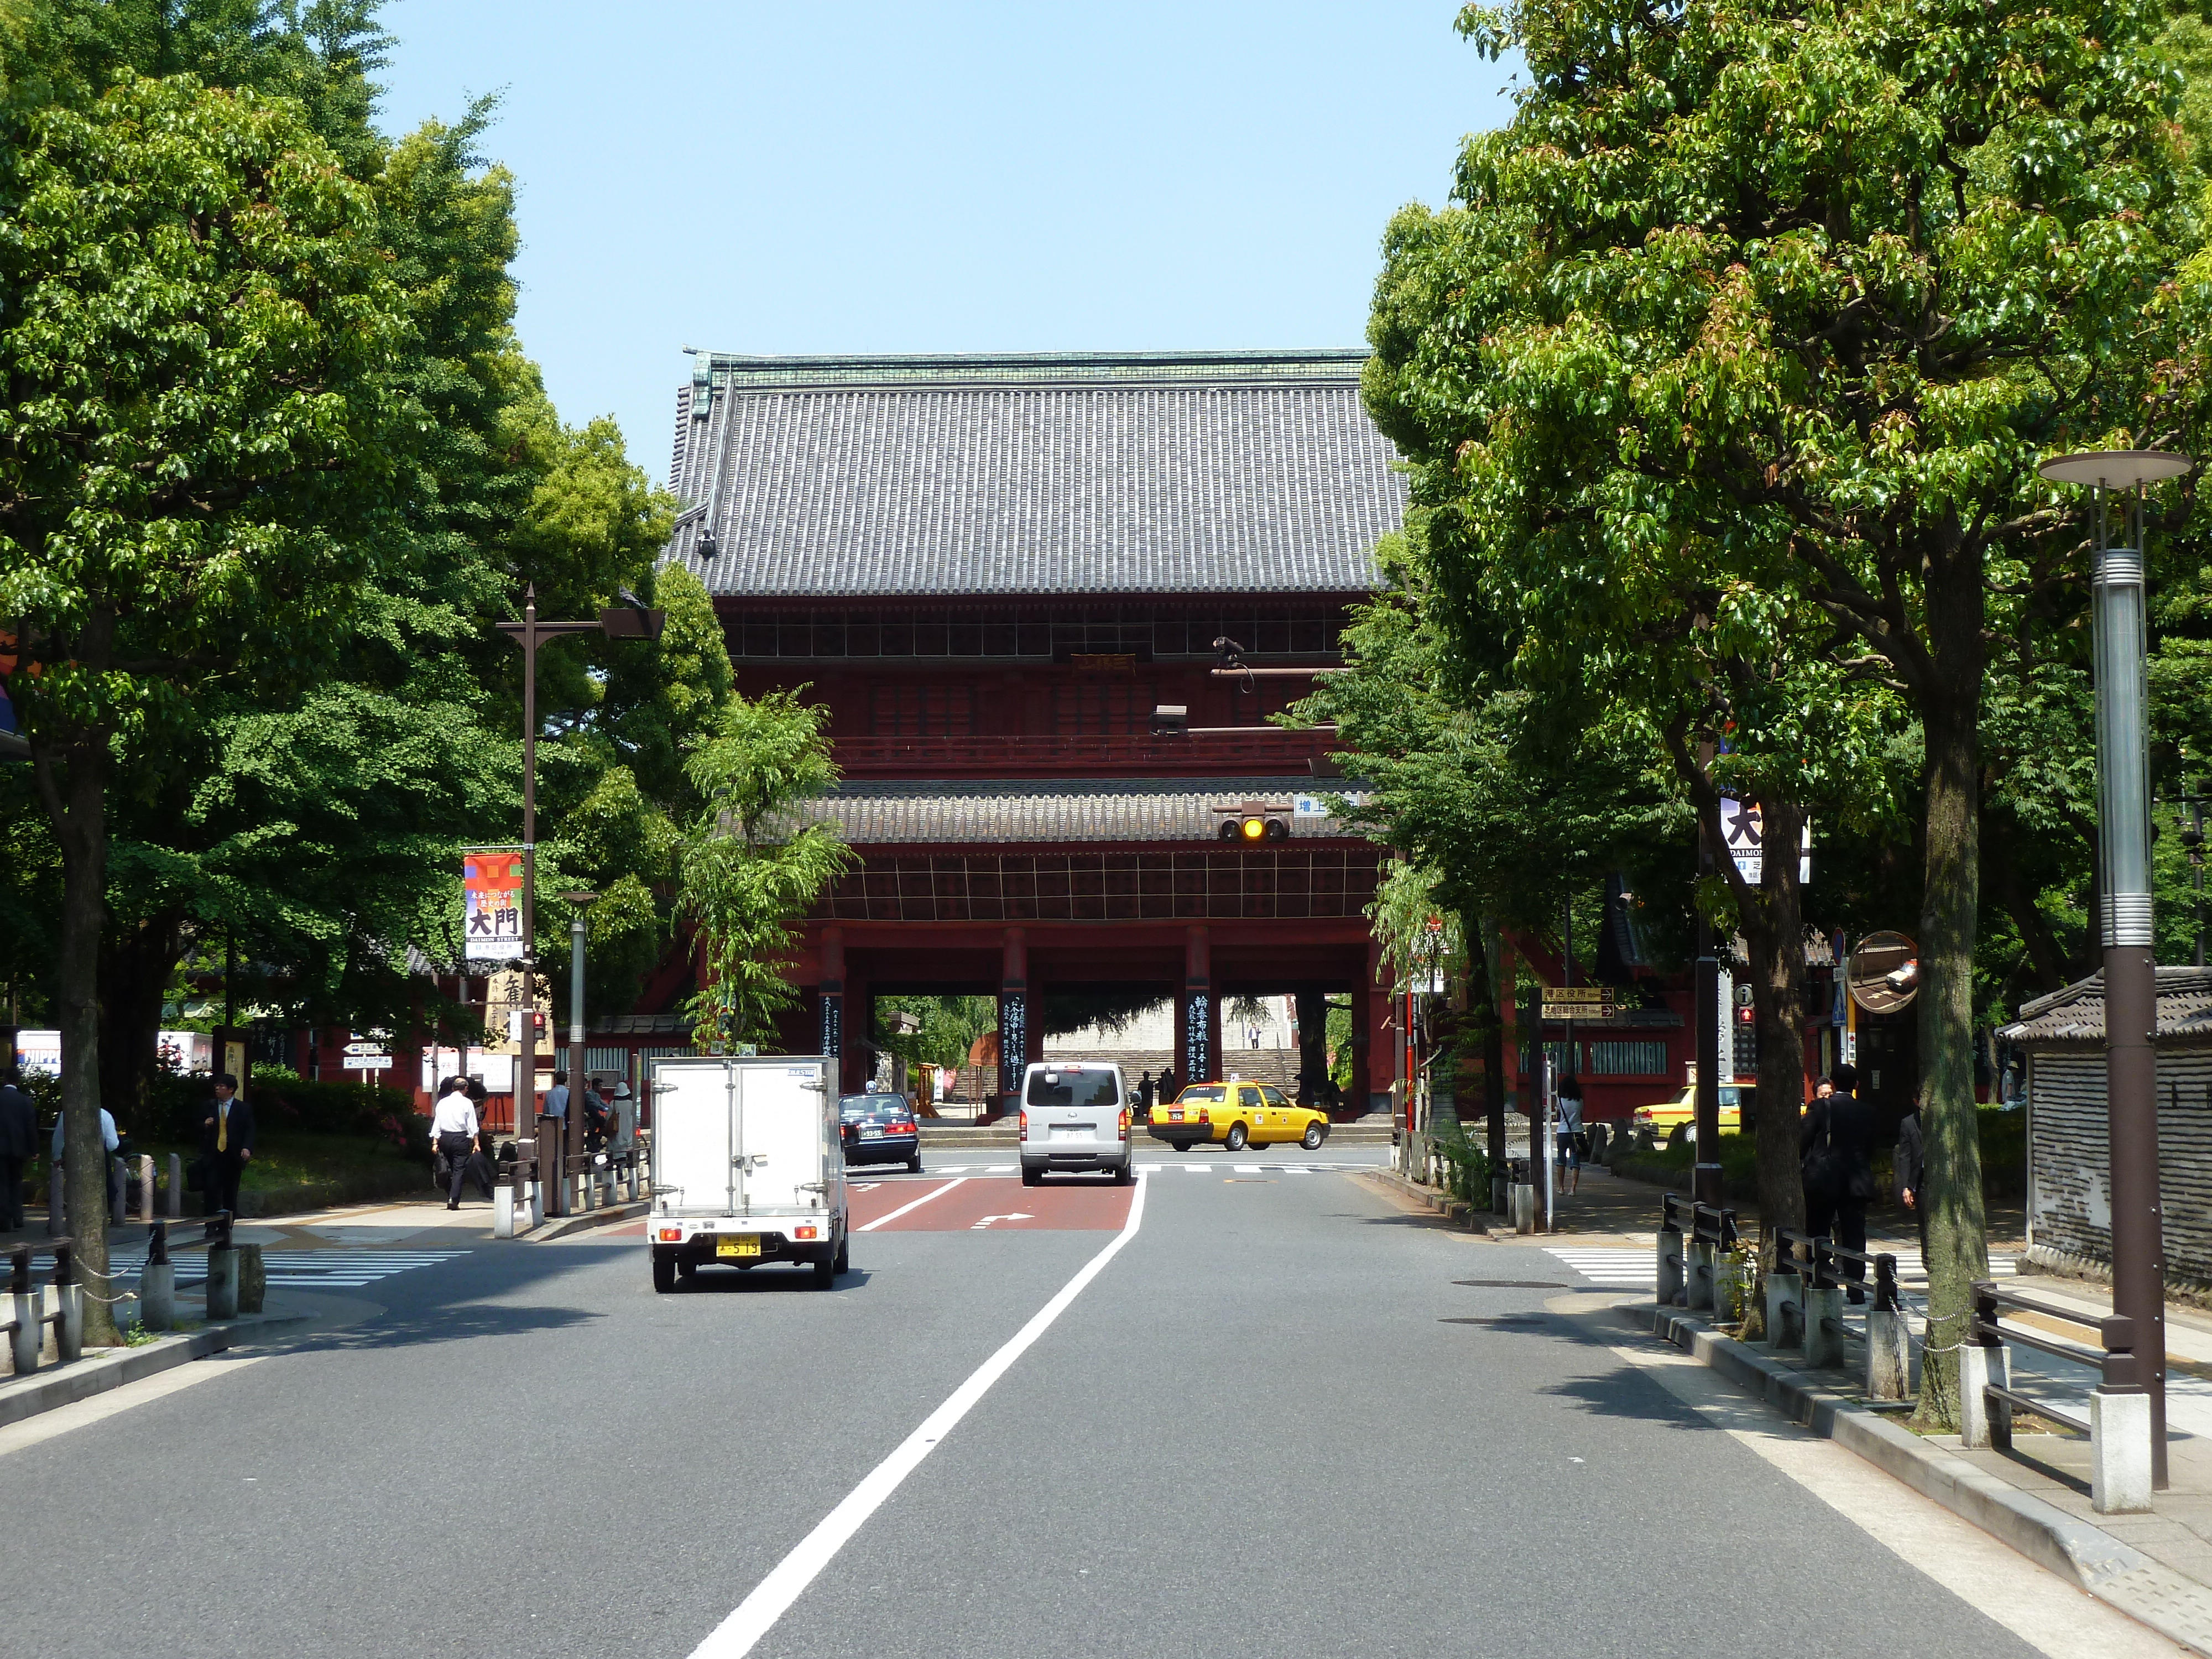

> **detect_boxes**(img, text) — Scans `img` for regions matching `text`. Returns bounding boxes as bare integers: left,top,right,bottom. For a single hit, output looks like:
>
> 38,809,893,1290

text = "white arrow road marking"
855,1177,968,1233
686,1171,1150,1659
969,1213,1035,1230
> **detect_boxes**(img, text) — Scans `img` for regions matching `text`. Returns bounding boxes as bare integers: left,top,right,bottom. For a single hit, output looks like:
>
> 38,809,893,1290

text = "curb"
521,1199,650,1243
1358,1167,1495,1237
0,1306,311,1430
1642,1303,2212,1653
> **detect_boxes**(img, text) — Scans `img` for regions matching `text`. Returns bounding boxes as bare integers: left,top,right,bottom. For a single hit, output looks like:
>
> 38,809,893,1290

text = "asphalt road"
0,1160,2115,1658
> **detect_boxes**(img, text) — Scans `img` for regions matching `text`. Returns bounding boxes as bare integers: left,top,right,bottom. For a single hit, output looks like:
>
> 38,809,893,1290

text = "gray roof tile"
2000,967,2212,1044
788,775,1369,845
662,352,1404,597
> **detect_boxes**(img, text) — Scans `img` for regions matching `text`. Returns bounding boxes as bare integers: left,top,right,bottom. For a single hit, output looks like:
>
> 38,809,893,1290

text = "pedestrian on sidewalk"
1802,1062,1875,1303
55,1096,123,1223
1136,1072,1154,1116
199,1074,253,1221
1556,1076,1584,1196
1895,1084,1929,1263
431,1078,487,1209
0,1067,35,1230
543,1069,570,1124
1157,1066,1180,1103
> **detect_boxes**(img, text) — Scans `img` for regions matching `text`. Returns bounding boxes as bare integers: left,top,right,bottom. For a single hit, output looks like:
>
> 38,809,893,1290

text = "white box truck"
647,1054,848,1292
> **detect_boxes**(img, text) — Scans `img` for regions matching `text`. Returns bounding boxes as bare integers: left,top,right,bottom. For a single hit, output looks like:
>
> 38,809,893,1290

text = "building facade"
662,349,1406,1110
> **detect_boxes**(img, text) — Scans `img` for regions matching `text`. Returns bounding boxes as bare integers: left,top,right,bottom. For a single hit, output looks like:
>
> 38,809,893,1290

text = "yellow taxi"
1149,1081,1331,1153
1631,1081,1748,1142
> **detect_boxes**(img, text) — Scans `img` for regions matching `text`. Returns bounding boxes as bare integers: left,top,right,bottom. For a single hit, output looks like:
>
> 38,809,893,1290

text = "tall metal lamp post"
2038,447,2192,1488
497,586,664,1215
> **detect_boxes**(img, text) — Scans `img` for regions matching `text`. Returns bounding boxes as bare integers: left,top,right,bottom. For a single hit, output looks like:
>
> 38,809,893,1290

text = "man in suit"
0,1068,36,1231
1801,1062,1877,1303
200,1073,254,1220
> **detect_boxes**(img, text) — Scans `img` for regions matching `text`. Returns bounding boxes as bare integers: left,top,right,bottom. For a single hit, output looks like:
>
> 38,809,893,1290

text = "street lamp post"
497,585,664,1217
2038,448,2192,1489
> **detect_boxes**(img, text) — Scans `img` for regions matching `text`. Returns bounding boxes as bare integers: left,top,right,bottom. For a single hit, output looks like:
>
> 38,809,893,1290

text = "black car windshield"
839,1095,909,1117
1025,1069,1120,1108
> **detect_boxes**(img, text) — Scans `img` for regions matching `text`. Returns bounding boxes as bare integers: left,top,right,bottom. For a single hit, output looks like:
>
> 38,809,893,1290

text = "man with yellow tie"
199,1074,255,1221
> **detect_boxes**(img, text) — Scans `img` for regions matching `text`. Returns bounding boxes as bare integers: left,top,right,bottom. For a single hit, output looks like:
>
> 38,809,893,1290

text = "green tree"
677,691,855,1052
0,73,413,1337
1368,0,2192,1421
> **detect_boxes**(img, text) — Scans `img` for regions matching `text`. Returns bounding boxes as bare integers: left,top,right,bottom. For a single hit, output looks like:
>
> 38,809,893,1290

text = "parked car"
1631,1082,1747,1144
839,1093,922,1171
1149,1081,1330,1153
1018,1062,1133,1186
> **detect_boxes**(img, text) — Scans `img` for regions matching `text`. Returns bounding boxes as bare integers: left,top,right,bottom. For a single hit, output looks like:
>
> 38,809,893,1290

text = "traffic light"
1215,800,1291,842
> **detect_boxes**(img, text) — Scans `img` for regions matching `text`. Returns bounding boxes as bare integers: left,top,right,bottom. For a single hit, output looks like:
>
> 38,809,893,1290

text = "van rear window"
1026,1070,1120,1108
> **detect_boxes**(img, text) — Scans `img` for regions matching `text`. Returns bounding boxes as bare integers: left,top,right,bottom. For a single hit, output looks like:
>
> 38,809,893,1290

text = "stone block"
2091,1387,2153,1515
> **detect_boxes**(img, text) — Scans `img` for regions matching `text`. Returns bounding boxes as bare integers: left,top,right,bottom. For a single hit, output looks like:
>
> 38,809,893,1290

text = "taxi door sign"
462,848,525,959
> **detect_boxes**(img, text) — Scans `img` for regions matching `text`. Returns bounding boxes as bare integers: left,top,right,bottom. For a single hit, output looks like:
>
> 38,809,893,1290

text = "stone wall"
2027,1045,2212,1278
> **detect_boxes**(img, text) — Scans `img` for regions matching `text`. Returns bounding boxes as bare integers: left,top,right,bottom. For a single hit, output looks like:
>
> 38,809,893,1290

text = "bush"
1431,1120,1491,1206
138,1065,428,1160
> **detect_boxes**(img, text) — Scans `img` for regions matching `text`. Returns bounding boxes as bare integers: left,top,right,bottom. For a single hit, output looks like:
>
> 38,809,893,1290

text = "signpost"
1540,985,1615,1022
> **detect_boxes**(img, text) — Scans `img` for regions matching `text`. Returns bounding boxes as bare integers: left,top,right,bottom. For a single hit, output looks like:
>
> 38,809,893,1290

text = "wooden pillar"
1295,985,1327,1108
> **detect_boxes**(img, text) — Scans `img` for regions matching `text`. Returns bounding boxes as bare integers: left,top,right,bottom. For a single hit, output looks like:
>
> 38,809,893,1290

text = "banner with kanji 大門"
462,849,525,960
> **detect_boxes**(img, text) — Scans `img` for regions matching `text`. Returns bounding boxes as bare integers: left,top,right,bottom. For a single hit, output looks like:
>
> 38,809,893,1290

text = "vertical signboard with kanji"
463,849,525,959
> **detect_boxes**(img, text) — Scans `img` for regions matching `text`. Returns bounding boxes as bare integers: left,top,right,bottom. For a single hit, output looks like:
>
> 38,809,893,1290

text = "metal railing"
1656,1194,1737,1310
1963,1280,2152,1513
1765,1228,1910,1399
6,1239,80,1373
493,1146,645,1239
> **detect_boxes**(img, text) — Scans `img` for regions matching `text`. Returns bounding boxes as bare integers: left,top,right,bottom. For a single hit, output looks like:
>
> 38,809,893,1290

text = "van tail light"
658,1227,682,1243
1019,1109,1029,1140
795,1224,819,1240
1118,1107,1131,1141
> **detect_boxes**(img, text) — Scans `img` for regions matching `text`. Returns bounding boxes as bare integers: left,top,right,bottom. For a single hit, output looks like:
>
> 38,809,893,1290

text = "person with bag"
0,1068,36,1231
1801,1062,1876,1303
430,1077,487,1210
199,1074,253,1220
1555,1075,1585,1196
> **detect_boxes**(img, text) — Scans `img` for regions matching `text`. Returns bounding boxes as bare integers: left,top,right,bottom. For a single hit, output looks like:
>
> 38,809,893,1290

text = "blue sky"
376,2,1512,477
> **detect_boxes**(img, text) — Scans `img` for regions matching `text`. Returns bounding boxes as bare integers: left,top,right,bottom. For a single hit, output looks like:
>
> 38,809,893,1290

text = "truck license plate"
716,1235,763,1259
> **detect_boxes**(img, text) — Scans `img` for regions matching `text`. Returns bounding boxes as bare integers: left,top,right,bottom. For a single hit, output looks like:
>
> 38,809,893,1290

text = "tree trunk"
101,908,188,1135
1911,648,1992,1432
46,736,121,1346
1470,922,1509,1187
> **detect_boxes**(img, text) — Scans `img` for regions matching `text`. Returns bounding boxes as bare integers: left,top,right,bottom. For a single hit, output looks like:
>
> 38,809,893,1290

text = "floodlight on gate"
1150,704,1188,737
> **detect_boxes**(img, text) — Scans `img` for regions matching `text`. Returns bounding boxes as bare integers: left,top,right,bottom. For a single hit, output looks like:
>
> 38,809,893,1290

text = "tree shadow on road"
268,1301,606,1354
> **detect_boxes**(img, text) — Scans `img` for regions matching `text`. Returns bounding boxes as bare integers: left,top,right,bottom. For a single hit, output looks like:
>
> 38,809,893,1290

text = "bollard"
140,1260,175,1331
494,1183,519,1240
1802,1283,1845,1368
528,1178,543,1230
1958,1335,2012,1449
166,1154,182,1218
9,1245,38,1376
2091,1388,2154,1514
138,1155,154,1222
1656,1228,1684,1305
237,1244,264,1314
1687,1239,1717,1311
1765,1271,1803,1353
205,1245,239,1320
1510,1183,1535,1234
1865,1305,1911,1400
52,1241,81,1362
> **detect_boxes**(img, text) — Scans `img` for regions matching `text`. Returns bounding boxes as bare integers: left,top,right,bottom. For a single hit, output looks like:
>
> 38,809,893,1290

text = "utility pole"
562,891,599,1088
497,585,664,1216
2040,448,2192,1490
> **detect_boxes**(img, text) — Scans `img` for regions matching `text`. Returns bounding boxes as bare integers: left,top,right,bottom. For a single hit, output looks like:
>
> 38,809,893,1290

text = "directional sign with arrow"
969,1213,1035,1230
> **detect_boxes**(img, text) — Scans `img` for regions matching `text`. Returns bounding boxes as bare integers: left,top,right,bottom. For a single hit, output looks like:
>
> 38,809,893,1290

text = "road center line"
855,1176,967,1233
687,1171,1150,1659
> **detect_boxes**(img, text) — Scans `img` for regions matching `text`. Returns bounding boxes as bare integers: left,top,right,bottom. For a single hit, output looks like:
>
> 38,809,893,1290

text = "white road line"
987,1164,1015,1173
1233,1165,1262,1173
1185,1164,1209,1173
855,1177,968,1233
687,1171,1151,1659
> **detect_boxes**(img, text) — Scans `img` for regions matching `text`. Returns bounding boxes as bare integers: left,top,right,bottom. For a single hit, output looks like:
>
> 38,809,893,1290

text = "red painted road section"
849,1176,1132,1233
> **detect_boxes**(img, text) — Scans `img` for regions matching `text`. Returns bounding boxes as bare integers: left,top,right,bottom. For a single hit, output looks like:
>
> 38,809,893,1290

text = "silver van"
1018,1061,1134,1186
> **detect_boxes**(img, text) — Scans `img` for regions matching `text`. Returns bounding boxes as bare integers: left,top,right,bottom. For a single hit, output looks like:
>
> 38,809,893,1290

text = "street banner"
463,848,526,959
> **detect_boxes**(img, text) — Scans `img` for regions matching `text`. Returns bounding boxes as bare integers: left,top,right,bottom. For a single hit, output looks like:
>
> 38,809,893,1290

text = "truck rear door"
736,1062,833,1213
653,1059,736,1215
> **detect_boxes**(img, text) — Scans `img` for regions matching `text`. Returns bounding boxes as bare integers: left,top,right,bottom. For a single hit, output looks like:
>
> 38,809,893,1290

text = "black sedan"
838,1093,922,1171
